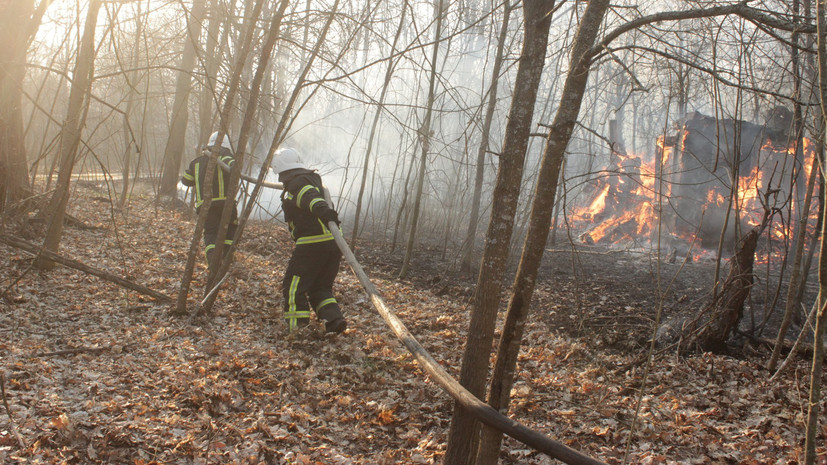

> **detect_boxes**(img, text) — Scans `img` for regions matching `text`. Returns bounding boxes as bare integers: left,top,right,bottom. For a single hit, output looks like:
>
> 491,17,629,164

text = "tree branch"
0,372,26,449
591,3,816,62
0,234,172,303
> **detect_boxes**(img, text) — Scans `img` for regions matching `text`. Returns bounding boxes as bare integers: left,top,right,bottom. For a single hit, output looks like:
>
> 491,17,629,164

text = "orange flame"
569,128,818,262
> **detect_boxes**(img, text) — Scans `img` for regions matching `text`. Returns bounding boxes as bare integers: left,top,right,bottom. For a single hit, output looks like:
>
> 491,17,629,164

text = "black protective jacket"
279,168,339,248
181,147,236,210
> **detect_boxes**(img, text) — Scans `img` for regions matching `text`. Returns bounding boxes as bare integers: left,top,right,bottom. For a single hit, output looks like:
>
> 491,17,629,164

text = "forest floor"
1,182,826,465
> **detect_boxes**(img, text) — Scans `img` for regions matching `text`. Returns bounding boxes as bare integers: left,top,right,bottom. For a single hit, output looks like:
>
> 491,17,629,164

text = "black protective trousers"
203,201,238,273
282,244,343,331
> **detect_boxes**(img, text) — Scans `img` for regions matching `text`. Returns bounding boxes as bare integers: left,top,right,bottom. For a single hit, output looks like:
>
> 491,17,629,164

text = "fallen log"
0,234,172,303
26,211,98,230
31,345,118,358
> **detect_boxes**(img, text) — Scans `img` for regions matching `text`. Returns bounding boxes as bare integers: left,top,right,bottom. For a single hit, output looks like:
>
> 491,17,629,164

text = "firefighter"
181,131,239,276
272,146,347,334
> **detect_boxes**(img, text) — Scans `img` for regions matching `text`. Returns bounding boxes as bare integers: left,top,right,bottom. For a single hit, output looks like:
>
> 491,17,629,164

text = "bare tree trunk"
476,1,610,462
804,202,826,464
27,53,67,189
459,1,513,275
769,152,817,371
36,0,102,270
1,234,172,303
119,108,136,209
444,1,555,463
712,116,744,299
794,134,824,319
0,0,46,219
805,1,827,461
442,161,464,260
350,5,407,247
549,161,564,245
398,0,446,280
202,0,288,308
203,0,270,292
119,0,146,210
175,0,266,315
198,0,341,312
699,228,759,352
158,0,207,200
198,0,230,144
391,139,418,253
792,0,821,329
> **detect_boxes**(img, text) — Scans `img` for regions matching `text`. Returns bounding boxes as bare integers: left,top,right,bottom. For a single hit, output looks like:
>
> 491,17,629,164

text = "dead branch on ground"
0,234,172,303
31,345,120,358
1,372,26,449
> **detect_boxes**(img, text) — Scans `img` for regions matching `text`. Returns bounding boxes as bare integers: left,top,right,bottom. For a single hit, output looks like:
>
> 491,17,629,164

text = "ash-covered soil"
362,238,817,357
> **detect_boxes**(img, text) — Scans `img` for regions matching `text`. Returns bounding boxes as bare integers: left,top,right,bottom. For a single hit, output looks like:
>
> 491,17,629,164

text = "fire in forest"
570,109,817,258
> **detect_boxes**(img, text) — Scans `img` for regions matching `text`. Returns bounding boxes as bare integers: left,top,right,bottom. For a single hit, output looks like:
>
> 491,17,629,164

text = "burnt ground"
1,183,826,464
358,238,817,359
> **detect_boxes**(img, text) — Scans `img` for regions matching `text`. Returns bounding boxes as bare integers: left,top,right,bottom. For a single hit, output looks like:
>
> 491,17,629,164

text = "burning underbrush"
567,111,818,267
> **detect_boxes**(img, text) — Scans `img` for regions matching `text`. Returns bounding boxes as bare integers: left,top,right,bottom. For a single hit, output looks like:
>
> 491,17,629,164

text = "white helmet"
207,131,232,150
272,147,306,174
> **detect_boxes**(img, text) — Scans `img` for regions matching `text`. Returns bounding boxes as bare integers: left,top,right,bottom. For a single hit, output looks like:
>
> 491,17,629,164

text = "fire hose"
211,163,605,464
320,189,606,465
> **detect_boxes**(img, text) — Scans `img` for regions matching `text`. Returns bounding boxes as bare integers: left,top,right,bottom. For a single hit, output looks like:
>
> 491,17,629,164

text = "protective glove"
320,210,340,226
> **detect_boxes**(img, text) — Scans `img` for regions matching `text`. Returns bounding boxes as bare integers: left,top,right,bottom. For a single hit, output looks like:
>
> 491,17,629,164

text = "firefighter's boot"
318,304,347,334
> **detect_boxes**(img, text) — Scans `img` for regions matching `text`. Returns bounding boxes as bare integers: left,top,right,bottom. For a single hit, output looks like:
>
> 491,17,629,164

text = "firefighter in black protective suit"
272,147,347,334
181,131,239,276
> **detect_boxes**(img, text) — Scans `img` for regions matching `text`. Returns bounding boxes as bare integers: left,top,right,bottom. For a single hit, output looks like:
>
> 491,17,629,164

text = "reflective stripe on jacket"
181,148,236,209
280,169,338,245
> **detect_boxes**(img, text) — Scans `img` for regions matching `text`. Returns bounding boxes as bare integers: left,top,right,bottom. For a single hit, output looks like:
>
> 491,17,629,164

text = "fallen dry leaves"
0,184,825,464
